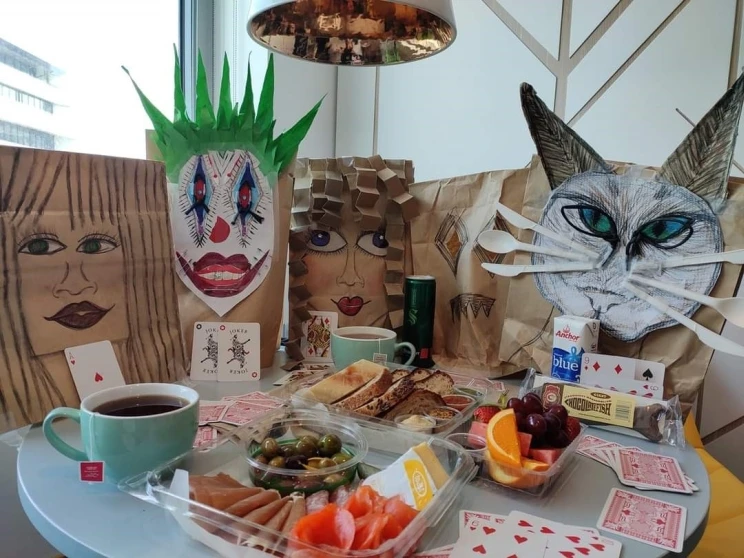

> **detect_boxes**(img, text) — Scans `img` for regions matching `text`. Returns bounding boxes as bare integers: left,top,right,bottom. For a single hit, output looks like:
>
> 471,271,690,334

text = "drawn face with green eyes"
531,172,723,341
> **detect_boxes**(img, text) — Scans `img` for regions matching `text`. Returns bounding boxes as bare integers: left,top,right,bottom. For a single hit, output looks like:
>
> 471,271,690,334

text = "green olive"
318,458,336,469
260,438,280,459
295,439,318,459
299,435,319,448
323,473,345,485
280,444,296,458
331,452,350,465
268,456,286,468
317,434,342,457
254,454,269,466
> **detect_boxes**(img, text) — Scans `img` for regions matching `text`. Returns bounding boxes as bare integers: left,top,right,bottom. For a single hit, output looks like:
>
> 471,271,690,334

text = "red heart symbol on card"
508,555,518,558
514,535,528,544
472,545,486,554
518,520,532,527
541,527,555,534
483,526,496,535
469,525,476,531
70,359,76,365
94,373,103,382
577,548,591,556
560,552,575,558
567,536,581,543
590,544,605,551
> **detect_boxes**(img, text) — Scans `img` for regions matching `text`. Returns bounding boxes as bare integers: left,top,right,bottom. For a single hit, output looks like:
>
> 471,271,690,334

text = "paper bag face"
0,146,187,431
408,169,529,376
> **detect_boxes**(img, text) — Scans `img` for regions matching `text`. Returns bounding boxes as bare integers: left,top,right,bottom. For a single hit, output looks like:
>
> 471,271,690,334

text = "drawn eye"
561,204,618,241
231,162,265,236
77,234,118,254
307,229,346,253
18,236,66,255
357,231,388,257
637,216,692,248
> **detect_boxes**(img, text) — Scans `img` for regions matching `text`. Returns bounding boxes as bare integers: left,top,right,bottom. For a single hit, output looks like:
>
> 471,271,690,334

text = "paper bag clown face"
126,52,322,317
173,151,274,312
515,76,744,342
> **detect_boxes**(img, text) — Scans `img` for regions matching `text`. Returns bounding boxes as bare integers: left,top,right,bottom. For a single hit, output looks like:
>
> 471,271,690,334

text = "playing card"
459,510,505,535
614,448,691,493
412,545,453,558
273,368,331,386
543,535,622,557
633,359,665,386
581,353,636,381
199,401,230,425
582,375,662,399
217,323,261,381
219,401,275,426
598,488,686,552
222,391,282,406
190,322,221,381
65,340,126,400
577,434,612,453
194,426,218,448
301,311,337,362
505,511,600,543
451,520,548,558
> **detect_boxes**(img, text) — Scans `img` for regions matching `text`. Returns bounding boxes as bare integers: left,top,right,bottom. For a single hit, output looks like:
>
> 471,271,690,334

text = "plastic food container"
459,423,587,497
442,394,475,412
274,365,505,437
119,408,477,558
246,415,366,496
425,407,462,434
394,414,436,433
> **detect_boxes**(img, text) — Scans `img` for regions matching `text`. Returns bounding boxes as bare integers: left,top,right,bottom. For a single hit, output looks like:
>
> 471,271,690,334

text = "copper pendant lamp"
247,0,456,66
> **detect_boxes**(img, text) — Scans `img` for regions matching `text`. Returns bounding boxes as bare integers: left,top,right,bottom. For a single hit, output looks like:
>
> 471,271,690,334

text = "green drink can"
404,275,436,368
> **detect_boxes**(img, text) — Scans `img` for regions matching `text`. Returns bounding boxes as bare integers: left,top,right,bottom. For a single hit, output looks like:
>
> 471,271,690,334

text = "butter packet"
362,442,448,511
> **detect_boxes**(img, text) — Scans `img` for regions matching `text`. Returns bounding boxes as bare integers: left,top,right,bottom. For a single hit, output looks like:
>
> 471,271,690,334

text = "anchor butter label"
551,316,600,382
543,383,635,428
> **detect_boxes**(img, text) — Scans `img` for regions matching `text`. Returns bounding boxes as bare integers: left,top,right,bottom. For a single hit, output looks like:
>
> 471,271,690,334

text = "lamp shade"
247,0,456,66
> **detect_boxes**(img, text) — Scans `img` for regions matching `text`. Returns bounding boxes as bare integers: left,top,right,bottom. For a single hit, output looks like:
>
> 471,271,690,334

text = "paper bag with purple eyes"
0,146,188,432
284,157,417,366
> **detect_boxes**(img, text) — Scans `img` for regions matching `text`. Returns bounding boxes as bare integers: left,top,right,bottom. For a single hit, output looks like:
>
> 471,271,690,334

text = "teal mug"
331,327,416,370
43,383,199,483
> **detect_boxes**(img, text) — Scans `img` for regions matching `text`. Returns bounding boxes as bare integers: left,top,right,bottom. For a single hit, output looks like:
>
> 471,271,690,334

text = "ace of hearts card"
217,323,260,381
301,311,337,362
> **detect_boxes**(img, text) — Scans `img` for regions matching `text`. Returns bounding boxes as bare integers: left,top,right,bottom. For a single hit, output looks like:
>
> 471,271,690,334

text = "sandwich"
304,360,388,404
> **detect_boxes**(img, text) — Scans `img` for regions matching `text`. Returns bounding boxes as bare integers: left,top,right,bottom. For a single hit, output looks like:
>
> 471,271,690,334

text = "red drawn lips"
45,301,111,330
333,296,368,316
177,251,270,298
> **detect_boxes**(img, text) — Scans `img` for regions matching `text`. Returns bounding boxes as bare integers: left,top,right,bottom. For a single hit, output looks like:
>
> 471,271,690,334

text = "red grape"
546,405,568,427
552,430,570,448
506,397,524,414
543,413,561,434
525,413,547,437
521,395,543,416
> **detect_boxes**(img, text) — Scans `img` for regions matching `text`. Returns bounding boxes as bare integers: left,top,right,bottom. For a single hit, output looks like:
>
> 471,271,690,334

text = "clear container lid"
120,408,477,558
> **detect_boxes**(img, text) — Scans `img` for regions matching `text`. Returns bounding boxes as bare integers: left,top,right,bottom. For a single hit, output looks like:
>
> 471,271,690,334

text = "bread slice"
409,368,431,382
414,371,454,396
334,368,393,410
354,377,415,417
382,389,446,420
391,369,409,383
305,360,385,404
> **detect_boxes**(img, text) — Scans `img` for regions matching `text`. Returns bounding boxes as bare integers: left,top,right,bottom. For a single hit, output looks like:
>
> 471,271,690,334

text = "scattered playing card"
582,375,662,399
194,426,218,448
598,489,686,553
459,510,505,535
543,535,622,557
301,311,337,362
614,448,691,494
217,323,260,381
222,391,282,406
79,461,104,483
219,401,275,426
504,511,600,543
633,359,665,386
199,401,230,425
65,340,126,400
581,353,636,381
190,322,221,381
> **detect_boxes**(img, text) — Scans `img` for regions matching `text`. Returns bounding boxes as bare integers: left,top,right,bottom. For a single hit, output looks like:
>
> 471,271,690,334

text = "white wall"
334,0,744,477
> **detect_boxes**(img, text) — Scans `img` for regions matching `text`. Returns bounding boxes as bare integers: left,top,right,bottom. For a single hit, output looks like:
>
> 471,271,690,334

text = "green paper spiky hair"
124,48,323,183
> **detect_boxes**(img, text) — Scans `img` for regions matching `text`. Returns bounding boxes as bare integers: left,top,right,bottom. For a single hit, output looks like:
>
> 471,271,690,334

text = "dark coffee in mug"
93,395,188,417
340,333,387,340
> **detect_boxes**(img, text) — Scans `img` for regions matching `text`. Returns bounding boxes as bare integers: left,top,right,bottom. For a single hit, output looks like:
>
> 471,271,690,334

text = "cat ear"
520,83,611,189
658,73,744,200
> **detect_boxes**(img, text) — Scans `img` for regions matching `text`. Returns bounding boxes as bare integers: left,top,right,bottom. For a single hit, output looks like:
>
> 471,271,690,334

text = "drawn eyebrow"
551,191,611,211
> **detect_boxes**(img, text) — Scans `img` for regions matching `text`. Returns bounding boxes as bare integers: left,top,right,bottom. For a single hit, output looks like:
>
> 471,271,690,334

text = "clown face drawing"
173,150,274,316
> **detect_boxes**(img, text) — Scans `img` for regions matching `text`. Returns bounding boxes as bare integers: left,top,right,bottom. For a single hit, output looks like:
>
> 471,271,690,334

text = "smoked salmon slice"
291,503,355,550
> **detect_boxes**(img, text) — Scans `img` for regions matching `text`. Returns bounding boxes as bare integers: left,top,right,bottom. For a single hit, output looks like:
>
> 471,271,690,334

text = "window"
0,1,182,158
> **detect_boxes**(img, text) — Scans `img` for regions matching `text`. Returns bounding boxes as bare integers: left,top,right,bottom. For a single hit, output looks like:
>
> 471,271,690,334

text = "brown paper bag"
0,147,187,431
408,168,529,377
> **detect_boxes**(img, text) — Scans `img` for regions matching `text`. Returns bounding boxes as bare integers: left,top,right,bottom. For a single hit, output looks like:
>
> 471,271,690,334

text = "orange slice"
485,409,521,467
485,454,550,489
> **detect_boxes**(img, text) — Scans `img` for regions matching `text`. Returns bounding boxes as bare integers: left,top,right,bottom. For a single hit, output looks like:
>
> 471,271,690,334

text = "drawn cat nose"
210,217,230,243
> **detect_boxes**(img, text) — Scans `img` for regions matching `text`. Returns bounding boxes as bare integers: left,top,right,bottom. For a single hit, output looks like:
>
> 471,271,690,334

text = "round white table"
18,363,709,557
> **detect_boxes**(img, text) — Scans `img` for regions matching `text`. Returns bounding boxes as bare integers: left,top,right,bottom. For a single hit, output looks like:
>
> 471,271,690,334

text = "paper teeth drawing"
481,75,744,351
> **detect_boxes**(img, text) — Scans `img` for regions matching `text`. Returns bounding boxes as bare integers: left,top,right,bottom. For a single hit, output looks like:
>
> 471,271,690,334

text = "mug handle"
42,408,88,462
395,342,417,366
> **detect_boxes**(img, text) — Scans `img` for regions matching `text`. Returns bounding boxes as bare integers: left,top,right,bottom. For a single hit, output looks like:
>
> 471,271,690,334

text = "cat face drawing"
520,75,744,342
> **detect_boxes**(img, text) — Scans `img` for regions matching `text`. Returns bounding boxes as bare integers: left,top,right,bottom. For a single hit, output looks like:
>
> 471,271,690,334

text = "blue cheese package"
551,316,599,382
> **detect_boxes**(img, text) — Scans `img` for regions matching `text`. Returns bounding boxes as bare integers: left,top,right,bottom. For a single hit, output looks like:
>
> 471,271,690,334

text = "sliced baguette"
382,389,446,420
334,368,393,410
408,368,431,382
391,369,409,383
354,377,415,417
305,360,385,404
414,371,454,396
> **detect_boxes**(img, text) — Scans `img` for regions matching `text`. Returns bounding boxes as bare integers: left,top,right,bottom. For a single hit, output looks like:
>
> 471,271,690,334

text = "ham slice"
282,494,307,534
